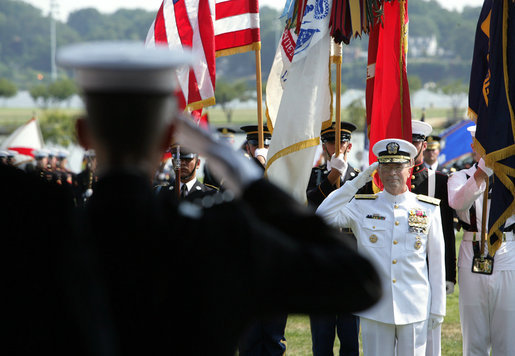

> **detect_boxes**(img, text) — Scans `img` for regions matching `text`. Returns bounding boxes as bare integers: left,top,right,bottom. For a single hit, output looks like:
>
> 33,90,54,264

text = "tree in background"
39,111,77,147
0,77,17,105
408,75,423,92
29,78,77,108
29,84,51,108
438,80,468,123
345,97,366,131
214,80,251,123
47,78,77,107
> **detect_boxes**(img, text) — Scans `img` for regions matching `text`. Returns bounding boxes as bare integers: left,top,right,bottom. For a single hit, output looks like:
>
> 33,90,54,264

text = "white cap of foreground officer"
57,41,193,178
372,138,417,164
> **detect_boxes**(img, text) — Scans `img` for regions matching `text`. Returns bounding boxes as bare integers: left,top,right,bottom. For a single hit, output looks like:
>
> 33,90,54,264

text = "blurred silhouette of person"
59,41,381,356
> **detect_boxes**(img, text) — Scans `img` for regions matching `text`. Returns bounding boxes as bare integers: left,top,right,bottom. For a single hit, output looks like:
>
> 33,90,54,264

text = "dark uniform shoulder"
203,183,220,191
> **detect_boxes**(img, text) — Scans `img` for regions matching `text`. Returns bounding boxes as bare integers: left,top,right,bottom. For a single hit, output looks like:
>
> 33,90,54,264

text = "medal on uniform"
414,240,422,250
408,209,428,234
369,234,378,243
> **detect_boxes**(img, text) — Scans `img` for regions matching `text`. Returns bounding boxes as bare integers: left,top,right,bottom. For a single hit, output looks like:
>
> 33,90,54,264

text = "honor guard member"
238,123,288,356
47,148,59,173
317,138,446,356
56,149,74,185
410,121,456,356
423,136,444,172
73,149,97,207
447,126,515,355
240,125,271,169
7,150,17,166
32,149,60,184
161,148,217,203
0,150,8,165
203,127,236,190
306,121,361,356
307,121,360,207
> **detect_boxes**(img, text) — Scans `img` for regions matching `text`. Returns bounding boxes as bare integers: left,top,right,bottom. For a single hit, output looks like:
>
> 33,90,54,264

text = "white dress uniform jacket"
447,164,515,269
317,186,446,325
448,164,515,356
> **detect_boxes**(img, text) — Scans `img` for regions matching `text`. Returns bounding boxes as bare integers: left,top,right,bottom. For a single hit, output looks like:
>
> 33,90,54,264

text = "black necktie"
180,185,188,198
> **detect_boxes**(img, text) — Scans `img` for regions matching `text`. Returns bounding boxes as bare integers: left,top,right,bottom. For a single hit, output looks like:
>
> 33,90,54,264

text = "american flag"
146,0,260,111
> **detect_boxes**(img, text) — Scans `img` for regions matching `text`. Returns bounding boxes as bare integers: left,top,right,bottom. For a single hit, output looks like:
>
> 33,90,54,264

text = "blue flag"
439,119,475,167
470,0,515,255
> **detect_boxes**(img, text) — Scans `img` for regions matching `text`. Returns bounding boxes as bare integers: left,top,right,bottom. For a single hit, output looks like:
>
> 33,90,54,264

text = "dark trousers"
238,315,288,356
309,314,360,356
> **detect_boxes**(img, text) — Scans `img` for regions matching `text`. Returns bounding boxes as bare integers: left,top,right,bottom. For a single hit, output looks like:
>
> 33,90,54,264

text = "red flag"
191,109,210,130
366,0,412,190
215,0,261,57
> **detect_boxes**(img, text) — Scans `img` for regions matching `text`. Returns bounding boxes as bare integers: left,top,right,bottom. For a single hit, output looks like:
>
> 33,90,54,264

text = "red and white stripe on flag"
145,0,216,111
215,0,260,57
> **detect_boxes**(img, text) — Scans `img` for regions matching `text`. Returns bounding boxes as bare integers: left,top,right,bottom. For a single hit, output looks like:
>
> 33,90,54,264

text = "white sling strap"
427,167,436,198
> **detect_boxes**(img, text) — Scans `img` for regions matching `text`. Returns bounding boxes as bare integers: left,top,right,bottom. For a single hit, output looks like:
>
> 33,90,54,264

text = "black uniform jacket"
157,178,218,204
411,162,457,283
80,169,381,355
307,163,360,208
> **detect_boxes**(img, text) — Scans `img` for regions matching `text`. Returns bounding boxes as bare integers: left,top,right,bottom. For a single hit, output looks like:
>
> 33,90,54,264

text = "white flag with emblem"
265,0,332,203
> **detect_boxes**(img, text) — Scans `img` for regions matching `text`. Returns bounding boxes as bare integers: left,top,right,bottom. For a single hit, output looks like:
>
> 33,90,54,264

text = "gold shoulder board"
416,194,440,206
355,194,377,200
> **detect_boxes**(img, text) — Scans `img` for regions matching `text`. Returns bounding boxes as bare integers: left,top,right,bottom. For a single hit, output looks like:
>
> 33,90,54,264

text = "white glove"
254,147,268,161
478,158,494,176
350,161,379,190
446,281,455,295
428,314,444,330
329,153,347,174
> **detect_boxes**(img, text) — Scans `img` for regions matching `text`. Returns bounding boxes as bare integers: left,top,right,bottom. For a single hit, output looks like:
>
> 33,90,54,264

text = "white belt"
462,231,515,242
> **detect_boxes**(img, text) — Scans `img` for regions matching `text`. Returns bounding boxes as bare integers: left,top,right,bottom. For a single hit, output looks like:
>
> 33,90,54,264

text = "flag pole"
255,48,264,148
333,41,343,187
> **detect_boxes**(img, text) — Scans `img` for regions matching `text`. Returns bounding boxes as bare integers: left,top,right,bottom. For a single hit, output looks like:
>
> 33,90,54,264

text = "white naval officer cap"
57,149,69,159
411,120,433,142
56,41,194,94
467,125,476,137
33,148,51,159
372,138,417,164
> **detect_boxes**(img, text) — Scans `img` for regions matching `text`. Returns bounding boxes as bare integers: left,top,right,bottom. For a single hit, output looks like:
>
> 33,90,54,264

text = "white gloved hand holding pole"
254,147,268,161
329,153,348,175
478,158,494,177
446,281,454,295
428,314,444,330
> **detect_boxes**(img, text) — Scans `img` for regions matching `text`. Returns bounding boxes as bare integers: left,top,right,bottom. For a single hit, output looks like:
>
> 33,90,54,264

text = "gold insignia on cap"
387,142,400,155
369,235,378,243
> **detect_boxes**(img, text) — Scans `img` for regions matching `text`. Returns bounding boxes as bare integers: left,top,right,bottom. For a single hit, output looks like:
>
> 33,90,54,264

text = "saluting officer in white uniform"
317,138,446,356
447,126,515,356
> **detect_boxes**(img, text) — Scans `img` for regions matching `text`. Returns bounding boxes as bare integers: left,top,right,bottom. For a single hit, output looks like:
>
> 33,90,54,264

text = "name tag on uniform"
408,209,428,234
366,214,386,220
